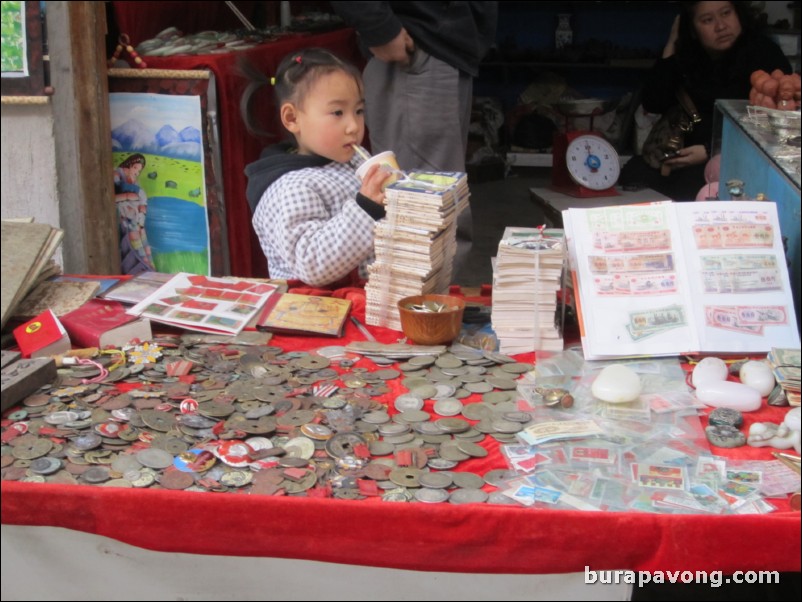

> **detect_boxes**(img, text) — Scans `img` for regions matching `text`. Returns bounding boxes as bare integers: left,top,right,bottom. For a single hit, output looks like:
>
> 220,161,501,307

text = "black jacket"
331,1,498,77
641,35,791,149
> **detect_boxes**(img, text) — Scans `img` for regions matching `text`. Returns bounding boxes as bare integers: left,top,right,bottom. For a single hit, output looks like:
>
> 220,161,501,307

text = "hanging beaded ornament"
108,34,148,69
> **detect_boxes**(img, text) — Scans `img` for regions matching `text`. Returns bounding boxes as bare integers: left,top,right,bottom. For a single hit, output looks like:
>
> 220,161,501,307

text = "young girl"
243,48,390,287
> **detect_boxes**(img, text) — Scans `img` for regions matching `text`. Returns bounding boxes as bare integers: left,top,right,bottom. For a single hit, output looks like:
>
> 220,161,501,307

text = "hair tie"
294,55,302,64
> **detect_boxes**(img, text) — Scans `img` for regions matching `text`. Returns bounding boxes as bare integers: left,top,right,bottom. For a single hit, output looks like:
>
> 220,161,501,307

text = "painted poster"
110,92,211,275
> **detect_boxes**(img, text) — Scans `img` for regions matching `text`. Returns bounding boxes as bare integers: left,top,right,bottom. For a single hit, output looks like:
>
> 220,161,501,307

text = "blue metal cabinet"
715,99,801,328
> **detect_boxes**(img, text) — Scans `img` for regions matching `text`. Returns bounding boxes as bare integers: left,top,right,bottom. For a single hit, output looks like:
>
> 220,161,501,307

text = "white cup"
355,150,403,188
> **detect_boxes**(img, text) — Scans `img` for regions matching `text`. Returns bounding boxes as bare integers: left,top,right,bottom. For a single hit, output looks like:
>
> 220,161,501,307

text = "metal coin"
276,410,316,428
221,469,253,488
389,467,422,488
383,432,416,445
378,422,411,436
29,457,62,475
464,381,493,394
433,383,457,399
501,362,533,374
486,377,518,391
483,351,516,364
382,488,415,502
409,384,437,400
491,419,523,434
408,355,437,367
428,457,458,470
449,487,488,504
452,472,485,489
373,368,401,380
11,436,53,460
281,469,316,493
456,440,488,458
434,418,472,434
102,478,133,488
503,411,533,423
284,436,315,460
434,354,463,369
414,488,450,503
325,432,367,459
362,410,391,424
82,466,111,484
418,471,453,489
483,391,514,404
72,433,103,451
394,394,424,413
396,410,431,423
438,440,470,461
140,409,177,432
433,398,463,417
484,469,518,487
135,447,174,469
160,469,195,490
127,468,157,488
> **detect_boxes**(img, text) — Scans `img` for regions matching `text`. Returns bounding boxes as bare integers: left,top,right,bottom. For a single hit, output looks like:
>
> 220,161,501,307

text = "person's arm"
330,2,404,48
257,173,376,287
641,15,684,114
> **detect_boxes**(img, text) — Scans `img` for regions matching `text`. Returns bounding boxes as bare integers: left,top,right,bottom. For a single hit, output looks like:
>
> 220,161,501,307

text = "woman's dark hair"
240,47,363,139
119,153,146,169
674,1,758,82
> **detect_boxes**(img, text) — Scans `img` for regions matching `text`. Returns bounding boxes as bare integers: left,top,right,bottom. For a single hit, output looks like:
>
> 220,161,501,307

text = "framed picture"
1,1,47,97
108,69,228,276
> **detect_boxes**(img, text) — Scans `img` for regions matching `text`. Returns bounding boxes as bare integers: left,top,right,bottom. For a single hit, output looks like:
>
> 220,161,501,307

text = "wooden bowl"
397,294,466,345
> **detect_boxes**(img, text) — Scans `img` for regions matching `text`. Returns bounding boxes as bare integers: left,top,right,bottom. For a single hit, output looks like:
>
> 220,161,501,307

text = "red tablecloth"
142,28,362,278
2,293,800,575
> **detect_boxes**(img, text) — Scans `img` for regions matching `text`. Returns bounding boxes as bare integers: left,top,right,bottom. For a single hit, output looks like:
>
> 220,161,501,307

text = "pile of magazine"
491,227,565,354
365,172,469,330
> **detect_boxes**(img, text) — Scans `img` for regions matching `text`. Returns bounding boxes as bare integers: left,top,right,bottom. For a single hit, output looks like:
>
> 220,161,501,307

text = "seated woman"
620,1,791,201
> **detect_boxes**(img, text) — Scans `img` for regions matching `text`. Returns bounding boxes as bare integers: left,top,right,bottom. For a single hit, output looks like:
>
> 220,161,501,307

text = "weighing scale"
551,99,620,198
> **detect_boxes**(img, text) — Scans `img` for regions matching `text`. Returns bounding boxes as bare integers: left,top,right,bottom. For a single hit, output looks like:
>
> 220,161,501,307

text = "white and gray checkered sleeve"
252,164,376,286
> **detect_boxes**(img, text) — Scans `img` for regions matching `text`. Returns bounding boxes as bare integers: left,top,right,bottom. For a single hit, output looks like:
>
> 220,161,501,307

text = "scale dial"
565,134,620,191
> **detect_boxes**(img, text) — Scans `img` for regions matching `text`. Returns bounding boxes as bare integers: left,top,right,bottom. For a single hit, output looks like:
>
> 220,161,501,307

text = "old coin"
452,471,485,489
160,469,195,490
389,467,422,488
414,487,450,503
418,471,453,489
448,487,488,504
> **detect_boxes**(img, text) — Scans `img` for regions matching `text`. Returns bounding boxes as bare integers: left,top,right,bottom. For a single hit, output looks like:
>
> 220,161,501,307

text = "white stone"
591,364,642,403
747,421,801,451
739,360,776,397
695,380,762,412
692,357,729,388
784,406,801,433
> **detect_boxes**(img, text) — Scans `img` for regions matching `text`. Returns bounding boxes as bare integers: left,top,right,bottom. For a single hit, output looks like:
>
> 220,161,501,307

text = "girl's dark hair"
240,47,363,139
119,153,146,169
674,1,758,83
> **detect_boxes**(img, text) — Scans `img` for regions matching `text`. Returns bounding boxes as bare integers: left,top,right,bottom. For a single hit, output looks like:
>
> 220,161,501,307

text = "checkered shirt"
252,157,376,286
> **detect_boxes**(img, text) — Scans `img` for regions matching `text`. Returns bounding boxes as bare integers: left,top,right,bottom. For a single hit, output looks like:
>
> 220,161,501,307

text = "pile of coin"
1,337,535,504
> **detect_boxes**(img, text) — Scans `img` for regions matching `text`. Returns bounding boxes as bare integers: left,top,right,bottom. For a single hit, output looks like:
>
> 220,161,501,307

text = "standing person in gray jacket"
331,1,498,281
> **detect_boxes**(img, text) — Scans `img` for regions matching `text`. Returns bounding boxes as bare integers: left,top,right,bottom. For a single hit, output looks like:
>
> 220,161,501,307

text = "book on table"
563,200,800,360
61,299,152,349
126,272,278,335
12,309,71,359
254,293,352,337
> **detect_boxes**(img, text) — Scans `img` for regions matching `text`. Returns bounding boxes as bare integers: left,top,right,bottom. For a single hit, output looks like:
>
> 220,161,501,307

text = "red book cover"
12,309,71,358
61,299,152,349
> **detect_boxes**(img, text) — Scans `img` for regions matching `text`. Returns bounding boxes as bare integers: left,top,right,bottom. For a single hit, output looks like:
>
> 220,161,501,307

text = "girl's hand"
359,164,393,205
662,144,708,169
